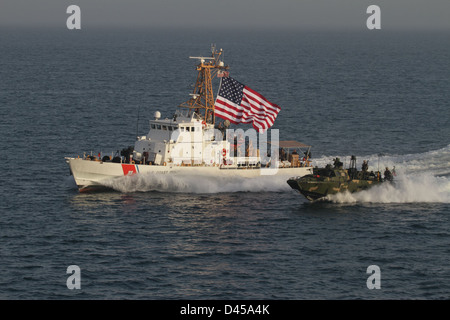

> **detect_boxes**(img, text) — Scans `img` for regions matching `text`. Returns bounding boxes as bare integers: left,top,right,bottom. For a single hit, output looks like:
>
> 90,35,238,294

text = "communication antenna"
179,46,229,125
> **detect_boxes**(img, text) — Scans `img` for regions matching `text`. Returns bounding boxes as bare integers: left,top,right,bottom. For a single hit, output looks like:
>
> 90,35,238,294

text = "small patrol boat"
65,46,314,192
287,156,394,201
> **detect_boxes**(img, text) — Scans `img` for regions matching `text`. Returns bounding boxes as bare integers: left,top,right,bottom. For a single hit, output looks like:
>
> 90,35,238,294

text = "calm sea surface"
0,28,449,300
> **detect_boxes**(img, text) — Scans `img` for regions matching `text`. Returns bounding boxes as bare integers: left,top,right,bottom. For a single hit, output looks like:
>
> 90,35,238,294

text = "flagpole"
213,76,223,121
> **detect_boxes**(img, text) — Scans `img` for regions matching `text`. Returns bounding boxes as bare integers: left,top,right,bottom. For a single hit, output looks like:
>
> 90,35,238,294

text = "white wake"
100,172,294,194
315,144,450,204
98,144,450,203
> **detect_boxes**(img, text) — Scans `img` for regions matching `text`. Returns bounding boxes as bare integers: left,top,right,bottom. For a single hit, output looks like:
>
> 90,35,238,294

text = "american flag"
214,77,281,133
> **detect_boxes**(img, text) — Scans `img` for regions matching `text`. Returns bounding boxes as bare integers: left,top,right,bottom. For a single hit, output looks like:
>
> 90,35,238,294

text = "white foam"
312,144,450,177
326,171,450,204
100,172,293,194
317,144,450,204
98,144,450,202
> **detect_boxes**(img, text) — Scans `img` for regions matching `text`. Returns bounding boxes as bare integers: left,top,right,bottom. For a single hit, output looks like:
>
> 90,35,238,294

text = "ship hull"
287,178,382,201
66,157,313,192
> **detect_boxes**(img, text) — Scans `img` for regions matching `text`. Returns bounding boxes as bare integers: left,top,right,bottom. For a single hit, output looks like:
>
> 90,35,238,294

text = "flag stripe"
241,98,277,123
215,100,275,131
242,95,279,117
241,95,277,127
216,97,276,126
214,77,281,133
244,87,281,113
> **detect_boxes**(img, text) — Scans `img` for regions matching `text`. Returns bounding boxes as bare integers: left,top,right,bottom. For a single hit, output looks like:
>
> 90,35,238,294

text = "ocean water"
0,28,449,300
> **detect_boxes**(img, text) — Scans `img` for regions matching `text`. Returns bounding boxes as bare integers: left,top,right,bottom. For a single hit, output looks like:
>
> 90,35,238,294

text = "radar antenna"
178,45,229,125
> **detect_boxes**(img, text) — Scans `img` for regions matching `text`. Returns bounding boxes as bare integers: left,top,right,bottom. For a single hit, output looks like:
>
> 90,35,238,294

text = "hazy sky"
1,0,450,31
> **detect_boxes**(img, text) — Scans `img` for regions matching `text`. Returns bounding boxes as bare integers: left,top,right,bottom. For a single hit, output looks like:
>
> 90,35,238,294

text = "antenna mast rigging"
178,45,229,125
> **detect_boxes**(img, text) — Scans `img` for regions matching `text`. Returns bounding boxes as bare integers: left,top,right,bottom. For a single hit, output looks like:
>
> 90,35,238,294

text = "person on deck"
362,160,368,172
384,167,393,181
333,157,343,169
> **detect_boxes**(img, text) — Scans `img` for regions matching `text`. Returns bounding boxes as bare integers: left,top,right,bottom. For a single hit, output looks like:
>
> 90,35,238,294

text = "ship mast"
178,45,229,125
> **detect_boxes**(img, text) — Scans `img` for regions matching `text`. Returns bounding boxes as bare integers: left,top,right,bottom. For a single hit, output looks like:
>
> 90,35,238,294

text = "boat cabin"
132,110,227,166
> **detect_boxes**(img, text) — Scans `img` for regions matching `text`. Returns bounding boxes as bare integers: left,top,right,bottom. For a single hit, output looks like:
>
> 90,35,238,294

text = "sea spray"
97,144,450,198
312,144,450,177
326,171,450,204
312,145,450,204
100,172,294,194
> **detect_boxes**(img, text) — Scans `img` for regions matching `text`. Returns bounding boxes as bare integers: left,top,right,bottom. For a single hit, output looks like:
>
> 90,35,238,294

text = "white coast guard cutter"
65,47,313,192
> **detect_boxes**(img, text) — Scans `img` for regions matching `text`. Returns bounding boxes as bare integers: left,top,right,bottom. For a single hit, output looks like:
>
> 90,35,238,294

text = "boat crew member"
280,148,286,161
362,160,368,172
384,167,393,181
233,135,238,156
361,160,369,179
333,157,343,169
